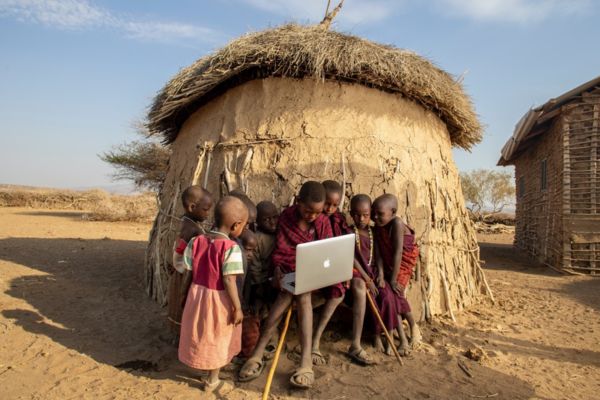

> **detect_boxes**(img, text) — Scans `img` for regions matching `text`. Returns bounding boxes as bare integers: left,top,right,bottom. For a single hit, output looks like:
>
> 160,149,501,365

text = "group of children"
166,180,421,394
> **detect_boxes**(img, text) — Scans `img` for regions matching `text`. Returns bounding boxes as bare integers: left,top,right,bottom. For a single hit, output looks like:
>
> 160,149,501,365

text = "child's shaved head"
228,190,257,226
257,200,277,216
351,194,372,210
240,230,258,248
181,185,212,208
298,181,326,204
322,180,342,196
373,193,398,210
214,196,248,228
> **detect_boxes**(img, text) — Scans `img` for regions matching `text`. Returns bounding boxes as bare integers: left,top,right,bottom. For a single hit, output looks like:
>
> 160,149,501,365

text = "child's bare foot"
372,335,385,353
311,349,327,365
204,379,235,394
398,344,411,357
409,324,422,350
383,337,396,357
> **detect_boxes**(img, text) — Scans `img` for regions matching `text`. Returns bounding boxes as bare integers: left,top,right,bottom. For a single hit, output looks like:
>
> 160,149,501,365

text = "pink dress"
179,235,244,370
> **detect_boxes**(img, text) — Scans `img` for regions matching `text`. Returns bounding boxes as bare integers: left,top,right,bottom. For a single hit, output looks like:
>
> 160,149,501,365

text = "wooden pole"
262,304,293,400
365,291,404,367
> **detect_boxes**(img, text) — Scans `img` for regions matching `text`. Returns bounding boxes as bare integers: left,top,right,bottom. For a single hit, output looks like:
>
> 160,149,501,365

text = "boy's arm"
222,245,245,325
249,244,262,286
389,218,406,295
353,259,379,297
223,275,243,325
374,241,386,289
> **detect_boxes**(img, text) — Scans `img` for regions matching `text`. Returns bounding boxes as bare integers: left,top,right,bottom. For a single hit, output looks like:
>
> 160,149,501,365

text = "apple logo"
323,258,331,268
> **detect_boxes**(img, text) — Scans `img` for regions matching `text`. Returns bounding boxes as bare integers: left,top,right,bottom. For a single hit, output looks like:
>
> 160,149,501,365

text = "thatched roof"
147,23,483,150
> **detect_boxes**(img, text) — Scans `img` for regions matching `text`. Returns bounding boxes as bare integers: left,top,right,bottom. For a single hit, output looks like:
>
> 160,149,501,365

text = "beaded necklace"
354,226,373,266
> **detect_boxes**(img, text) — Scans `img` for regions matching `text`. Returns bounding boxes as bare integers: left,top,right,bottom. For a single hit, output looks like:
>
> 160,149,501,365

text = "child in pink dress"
179,196,248,394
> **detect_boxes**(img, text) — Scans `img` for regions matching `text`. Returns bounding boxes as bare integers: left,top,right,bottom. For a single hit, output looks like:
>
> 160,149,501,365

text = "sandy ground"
0,207,598,399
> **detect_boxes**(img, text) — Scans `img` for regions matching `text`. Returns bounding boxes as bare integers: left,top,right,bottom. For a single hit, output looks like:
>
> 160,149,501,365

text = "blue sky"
0,0,598,191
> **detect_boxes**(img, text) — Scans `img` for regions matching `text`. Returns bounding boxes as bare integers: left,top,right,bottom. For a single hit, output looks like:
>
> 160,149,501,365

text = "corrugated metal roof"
497,74,600,166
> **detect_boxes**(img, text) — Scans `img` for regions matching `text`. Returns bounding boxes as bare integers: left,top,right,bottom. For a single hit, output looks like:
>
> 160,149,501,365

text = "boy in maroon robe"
372,194,421,356
239,181,333,389
349,194,400,357
307,180,351,365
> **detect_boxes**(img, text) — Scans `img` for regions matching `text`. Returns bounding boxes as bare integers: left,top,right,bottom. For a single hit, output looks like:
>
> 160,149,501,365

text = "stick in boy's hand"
366,281,379,297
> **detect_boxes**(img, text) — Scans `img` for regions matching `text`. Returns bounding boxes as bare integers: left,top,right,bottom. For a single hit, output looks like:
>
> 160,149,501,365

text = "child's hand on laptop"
271,266,286,291
343,280,351,289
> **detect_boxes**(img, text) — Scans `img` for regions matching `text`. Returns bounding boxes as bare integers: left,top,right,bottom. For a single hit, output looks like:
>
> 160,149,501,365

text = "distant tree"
99,120,171,192
460,169,515,215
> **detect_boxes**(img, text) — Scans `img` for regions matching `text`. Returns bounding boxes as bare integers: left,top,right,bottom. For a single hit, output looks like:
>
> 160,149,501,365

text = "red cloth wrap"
239,312,260,358
376,224,419,289
175,238,187,255
272,206,344,298
271,205,333,274
329,211,350,237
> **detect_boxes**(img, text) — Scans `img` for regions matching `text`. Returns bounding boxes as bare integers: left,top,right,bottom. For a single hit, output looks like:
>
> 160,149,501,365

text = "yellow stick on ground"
366,291,404,367
262,304,293,400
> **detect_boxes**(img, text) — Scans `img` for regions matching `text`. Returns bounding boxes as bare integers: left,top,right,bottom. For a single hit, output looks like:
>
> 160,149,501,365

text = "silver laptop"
280,234,355,295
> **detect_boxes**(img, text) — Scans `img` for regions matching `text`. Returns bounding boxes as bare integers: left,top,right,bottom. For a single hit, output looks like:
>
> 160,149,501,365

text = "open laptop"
280,234,355,295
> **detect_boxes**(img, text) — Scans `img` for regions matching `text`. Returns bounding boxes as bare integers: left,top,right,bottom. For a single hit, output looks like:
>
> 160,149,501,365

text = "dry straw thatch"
148,23,483,150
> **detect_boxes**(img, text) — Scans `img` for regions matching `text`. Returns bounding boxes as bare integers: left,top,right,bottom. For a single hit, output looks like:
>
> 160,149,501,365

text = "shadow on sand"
0,236,550,399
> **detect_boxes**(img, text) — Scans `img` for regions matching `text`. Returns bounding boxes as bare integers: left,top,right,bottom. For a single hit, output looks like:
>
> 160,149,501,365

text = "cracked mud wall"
146,77,488,320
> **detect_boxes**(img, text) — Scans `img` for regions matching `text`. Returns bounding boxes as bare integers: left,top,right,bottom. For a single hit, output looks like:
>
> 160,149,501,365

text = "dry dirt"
0,207,598,399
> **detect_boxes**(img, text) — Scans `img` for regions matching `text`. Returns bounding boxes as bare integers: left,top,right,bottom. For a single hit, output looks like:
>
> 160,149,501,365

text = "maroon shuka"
352,226,399,334
329,211,351,237
375,221,419,314
320,211,352,298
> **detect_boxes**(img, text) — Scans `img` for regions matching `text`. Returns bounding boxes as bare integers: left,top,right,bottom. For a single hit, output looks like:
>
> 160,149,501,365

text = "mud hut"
144,16,488,321
498,75,600,275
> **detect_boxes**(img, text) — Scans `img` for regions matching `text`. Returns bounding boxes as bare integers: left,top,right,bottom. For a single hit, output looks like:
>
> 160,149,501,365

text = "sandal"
311,349,327,365
238,357,264,382
290,367,314,389
348,348,376,365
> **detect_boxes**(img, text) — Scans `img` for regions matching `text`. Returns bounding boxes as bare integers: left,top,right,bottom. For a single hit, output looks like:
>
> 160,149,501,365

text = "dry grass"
148,23,483,150
0,187,156,223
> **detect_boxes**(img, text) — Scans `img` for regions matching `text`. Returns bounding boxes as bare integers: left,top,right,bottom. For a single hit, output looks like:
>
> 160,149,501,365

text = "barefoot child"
168,186,213,345
309,180,350,365
179,196,248,394
349,195,399,357
372,194,422,355
239,181,333,389
239,230,260,359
